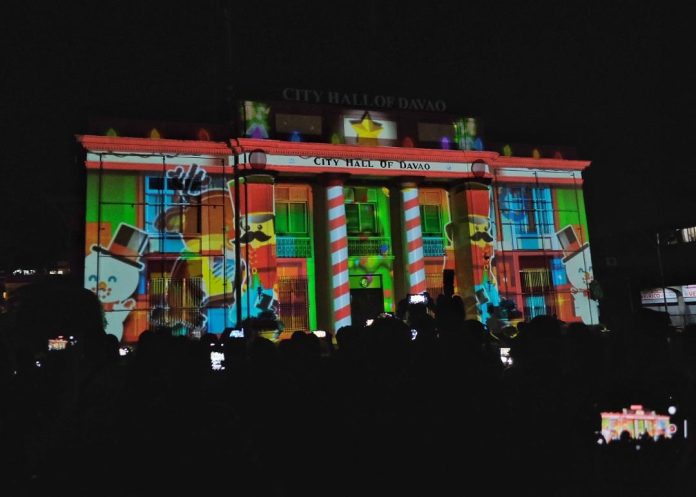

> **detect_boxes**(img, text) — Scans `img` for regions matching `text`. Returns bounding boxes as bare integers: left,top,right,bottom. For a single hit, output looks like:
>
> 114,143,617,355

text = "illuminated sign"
641,288,677,301
253,154,487,174
281,87,447,112
641,285,696,302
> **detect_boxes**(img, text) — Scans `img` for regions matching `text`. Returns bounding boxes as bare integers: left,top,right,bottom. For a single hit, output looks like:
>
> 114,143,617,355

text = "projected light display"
84,161,288,340
445,182,500,322
81,100,597,342
556,225,598,324
454,117,483,151
84,223,149,340
244,101,271,139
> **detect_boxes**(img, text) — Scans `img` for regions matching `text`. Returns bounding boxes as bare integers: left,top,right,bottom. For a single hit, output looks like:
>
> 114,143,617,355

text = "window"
151,177,202,192
145,176,204,252
524,295,547,319
499,186,554,250
551,257,568,286
149,276,205,334
518,256,559,319
275,202,307,234
275,186,309,236
344,187,377,235
346,203,376,234
420,205,441,235
145,177,181,234
499,187,553,235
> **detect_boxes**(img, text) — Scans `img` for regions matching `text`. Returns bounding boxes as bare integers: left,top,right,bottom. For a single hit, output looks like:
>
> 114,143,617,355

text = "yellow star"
350,112,383,139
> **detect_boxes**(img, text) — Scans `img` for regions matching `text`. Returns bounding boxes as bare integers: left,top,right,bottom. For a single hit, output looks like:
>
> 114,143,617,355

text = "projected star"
350,112,383,139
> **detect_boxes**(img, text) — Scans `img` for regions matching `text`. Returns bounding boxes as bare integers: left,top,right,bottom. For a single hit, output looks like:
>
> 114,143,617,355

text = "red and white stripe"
402,187,427,294
327,183,352,331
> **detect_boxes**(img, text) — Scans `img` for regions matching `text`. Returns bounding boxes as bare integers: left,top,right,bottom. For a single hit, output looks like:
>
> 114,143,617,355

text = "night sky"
0,1,676,273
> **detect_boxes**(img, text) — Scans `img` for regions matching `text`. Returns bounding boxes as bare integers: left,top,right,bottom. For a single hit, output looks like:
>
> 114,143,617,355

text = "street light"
249,149,267,170
232,145,242,327
232,146,267,328
471,158,488,179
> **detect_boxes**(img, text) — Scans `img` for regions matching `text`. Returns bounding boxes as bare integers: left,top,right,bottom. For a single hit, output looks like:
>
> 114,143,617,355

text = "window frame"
275,200,308,235
419,204,442,235
346,202,377,235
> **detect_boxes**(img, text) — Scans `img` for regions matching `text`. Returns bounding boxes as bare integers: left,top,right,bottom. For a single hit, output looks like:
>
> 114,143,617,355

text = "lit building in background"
78,92,596,342
601,405,674,442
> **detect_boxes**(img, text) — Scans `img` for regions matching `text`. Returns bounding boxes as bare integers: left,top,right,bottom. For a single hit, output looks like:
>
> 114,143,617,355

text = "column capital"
396,176,426,188
317,173,351,187
448,180,491,195
242,173,276,184
235,168,279,183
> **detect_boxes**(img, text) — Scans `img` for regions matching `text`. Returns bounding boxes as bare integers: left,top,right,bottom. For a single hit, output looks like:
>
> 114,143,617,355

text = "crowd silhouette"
1,280,695,496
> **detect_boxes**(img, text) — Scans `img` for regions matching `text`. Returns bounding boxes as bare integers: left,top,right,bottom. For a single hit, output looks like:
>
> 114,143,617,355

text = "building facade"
79,98,596,342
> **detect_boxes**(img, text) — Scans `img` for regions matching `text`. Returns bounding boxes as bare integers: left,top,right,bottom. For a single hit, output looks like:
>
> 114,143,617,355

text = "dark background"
0,1,679,287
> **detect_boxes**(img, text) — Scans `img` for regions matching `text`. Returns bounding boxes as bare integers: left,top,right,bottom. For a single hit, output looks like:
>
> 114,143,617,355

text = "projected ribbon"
327,181,351,331
401,186,427,294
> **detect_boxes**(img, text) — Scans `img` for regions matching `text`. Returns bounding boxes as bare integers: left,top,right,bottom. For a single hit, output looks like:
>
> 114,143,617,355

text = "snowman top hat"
556,224,588,263
93,223,149,269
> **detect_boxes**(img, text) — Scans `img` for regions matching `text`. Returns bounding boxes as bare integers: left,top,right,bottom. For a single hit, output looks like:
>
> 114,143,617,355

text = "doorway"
349,274,384,326
350,288,385,327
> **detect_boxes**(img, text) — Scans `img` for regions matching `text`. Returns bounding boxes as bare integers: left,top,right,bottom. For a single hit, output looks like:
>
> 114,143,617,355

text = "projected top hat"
93,223,149,269
447,181,489,230
466,182,490,226
241,177,274,224
556,225,588,262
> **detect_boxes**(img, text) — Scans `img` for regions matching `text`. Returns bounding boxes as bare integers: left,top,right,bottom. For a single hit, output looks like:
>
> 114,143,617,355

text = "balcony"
422,236,445,257
276,236,312,258
347,237,392,256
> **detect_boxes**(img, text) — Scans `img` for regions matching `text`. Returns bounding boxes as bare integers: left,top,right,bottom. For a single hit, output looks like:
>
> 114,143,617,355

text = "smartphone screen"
49,335,78,350
599,404,681,443
48,337,68,351
408,294,427,304
210,351,225,371
499,347,512,366
228,329,244,338
313,330,327,338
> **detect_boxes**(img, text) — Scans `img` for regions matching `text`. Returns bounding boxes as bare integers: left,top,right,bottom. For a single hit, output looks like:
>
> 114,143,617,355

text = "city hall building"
79,91,596,342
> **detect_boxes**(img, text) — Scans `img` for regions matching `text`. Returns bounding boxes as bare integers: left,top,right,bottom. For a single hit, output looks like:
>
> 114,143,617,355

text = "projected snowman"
84,223,149,340
556,225,599,325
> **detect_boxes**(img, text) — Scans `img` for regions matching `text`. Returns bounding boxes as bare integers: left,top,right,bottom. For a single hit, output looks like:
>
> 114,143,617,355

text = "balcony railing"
520,268,551,294
347,237,392,256
276,236,312,258
422,236,446,257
